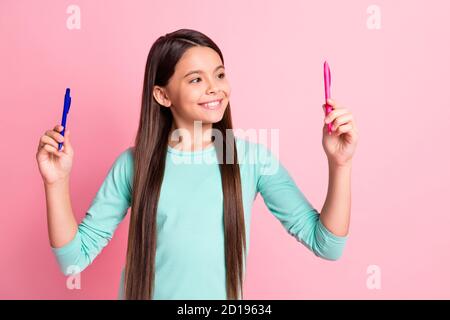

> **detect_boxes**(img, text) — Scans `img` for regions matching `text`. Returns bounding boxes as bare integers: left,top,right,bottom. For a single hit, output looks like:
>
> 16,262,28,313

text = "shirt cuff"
317,218,349,244
50,229,81,257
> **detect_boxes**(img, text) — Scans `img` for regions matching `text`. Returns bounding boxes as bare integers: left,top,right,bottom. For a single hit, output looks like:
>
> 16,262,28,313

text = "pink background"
1,0,449,299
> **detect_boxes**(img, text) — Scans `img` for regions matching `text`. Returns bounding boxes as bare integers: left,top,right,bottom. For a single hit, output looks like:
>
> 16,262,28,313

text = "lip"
198,98,223,105
198,98,223,110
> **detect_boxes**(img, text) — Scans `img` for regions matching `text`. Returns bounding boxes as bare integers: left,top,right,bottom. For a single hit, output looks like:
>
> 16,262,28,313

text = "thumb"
62,129,73,155
323,121,333,136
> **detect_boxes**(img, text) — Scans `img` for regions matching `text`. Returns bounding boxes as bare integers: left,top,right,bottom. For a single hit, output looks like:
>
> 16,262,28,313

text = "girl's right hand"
36,124,74,185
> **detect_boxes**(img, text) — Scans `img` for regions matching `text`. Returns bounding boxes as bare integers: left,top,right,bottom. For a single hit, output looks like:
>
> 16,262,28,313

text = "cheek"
175,88,201,109
221,81,231,97
183,87,204,104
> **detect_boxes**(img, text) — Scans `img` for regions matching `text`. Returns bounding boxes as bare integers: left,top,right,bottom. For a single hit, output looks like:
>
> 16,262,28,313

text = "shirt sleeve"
255,143,348,261
51,147,134,275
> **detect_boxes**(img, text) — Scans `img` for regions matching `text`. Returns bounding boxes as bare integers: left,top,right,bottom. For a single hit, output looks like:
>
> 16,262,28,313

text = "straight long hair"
124,29,246,300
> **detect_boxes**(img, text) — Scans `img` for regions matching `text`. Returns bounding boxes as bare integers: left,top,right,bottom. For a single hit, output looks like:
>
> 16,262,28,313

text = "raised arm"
320,98,359,237
50,148,134,275
255,142,348,261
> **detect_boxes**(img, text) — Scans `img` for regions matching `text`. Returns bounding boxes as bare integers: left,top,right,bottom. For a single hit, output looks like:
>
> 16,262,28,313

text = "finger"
54,124,64,132
336,116,359,136
43,131,64,151
324,109,349,125
61,129,73,155
330,114,354,131
335,123,353,135
45,129,65,145
326,98,346,110
43,144,63,156
40,135,59,150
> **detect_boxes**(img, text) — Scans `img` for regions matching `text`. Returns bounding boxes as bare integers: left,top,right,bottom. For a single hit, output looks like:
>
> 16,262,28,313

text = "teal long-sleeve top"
51,137,348,299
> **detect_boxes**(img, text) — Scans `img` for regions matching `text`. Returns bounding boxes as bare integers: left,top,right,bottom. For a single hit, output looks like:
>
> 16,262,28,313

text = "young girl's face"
154,46,231,127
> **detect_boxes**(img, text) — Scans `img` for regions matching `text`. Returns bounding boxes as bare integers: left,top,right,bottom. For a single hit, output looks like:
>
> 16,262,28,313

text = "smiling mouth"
198,99,223,110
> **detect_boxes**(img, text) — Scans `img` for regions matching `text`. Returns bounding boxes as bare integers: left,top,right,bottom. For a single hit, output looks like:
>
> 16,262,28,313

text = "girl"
36,29,359,300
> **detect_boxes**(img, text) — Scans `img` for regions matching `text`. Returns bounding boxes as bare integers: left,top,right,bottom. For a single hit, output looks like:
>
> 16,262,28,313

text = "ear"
153,85,172,108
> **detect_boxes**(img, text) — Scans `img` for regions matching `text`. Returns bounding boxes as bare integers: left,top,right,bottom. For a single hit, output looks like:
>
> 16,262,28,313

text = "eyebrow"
183,65,225,78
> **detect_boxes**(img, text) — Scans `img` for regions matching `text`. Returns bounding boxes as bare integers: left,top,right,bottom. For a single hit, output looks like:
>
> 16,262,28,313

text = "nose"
205,77,220,94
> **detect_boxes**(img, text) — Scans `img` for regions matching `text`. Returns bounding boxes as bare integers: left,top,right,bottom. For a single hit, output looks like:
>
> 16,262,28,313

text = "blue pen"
58,88,71,151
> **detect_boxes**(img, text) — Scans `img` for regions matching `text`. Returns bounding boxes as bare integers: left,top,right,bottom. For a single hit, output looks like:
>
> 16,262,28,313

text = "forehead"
175,46,222,74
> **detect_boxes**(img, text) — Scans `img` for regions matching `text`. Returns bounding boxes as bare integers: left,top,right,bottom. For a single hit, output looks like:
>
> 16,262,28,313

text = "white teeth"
200,100,221,109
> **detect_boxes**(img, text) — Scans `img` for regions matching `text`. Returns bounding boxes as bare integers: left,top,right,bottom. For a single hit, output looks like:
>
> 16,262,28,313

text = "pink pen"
323,61,332,134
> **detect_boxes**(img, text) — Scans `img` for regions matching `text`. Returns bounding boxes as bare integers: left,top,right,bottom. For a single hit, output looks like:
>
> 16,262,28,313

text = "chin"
199,114,225,124
196,105,227,124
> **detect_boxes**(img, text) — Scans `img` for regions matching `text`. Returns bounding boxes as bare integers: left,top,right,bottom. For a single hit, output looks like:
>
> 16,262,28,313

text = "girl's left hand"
322,99,359,167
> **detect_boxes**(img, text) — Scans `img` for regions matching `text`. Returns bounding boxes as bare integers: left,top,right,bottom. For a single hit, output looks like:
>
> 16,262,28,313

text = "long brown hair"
124,29,246,300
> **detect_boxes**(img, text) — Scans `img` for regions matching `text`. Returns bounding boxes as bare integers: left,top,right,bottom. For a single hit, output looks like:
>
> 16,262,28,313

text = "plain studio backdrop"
1,0,449,299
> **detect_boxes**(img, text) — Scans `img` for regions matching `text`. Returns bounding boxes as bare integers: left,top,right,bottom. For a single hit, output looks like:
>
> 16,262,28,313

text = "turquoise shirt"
51,138,348,299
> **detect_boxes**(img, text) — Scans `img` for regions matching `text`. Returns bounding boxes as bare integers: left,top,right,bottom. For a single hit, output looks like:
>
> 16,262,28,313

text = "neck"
168,120,214,151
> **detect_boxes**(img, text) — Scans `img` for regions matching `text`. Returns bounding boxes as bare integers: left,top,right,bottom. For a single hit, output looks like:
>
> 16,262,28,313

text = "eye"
189,73,226,84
